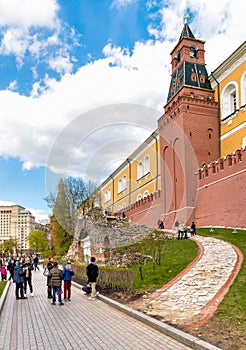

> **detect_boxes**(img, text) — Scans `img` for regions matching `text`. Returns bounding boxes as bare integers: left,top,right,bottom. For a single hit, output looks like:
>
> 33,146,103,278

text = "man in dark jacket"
45,256,54,298
50,262,64,306
86,257,99,300
7,258,15,281
13,262,26,300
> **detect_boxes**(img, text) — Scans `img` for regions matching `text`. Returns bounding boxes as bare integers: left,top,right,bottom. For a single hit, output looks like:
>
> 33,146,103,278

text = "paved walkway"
0,267,219,350
138,235,243,329
1,234,242,350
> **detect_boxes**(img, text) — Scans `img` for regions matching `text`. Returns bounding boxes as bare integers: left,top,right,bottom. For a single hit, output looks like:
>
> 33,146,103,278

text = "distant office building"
0,204,35,254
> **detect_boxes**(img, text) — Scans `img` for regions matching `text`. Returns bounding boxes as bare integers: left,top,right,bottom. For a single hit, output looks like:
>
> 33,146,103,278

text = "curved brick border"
184,242,244,330
147,237,204,302
146,236,244,331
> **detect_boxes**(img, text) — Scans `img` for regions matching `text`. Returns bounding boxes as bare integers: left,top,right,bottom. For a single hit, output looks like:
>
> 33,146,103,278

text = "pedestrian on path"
45,256,54,298
33,255,40,271
50,262,64,306
190,221,196,236
13,261,26,300
86,257,99,300
23,257,34,297
1,264,7,280
178,221,185,240
7,258,15,281
62,261,74,302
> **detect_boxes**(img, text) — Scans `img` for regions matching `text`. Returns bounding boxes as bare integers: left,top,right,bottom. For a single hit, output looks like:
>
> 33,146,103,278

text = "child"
62,261,74,301
1,264,7,280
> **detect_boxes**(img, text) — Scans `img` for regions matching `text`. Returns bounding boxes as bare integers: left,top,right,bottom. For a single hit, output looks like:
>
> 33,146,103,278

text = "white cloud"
0,0,59,28
7,80,17,91
111,0,136,9
0,0,78,75
49,53,74,74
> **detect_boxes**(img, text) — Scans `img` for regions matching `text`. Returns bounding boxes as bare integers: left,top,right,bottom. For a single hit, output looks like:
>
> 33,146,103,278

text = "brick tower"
158,15,219,228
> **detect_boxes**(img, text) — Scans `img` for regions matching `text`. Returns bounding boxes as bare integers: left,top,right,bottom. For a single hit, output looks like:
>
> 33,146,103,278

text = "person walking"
13,261,26,300
190,221,196,236
1,264,7,280
86,257,99,300
62,261,74,302
45,256,54,299
33,255,40,271
50,262,64,306
23,257,34,297
7,258,15,281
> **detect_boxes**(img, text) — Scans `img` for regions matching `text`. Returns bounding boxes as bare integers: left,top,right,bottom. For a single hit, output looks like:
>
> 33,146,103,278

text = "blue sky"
0,0,245,221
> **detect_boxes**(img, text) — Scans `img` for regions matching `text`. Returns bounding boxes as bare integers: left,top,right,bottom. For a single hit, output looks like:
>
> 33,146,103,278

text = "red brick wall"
194,148,246,228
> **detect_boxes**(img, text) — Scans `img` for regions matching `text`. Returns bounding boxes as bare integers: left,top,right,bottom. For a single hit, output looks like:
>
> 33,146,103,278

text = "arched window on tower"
222,82,238,119
241,71,246,106
175,50,180,62
190,46,197,58
208,128,213,140
144,155,150,175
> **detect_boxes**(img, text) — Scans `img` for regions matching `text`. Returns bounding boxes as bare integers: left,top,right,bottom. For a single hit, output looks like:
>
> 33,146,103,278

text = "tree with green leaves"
0,238,18,256
45,176,97,255
28,230,49,254
45,176,98,234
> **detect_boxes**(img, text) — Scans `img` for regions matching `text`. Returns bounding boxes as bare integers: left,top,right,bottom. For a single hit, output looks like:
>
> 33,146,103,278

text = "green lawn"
0,280,7,297
196,227,246,332
132,227,245,334
133,238,198,292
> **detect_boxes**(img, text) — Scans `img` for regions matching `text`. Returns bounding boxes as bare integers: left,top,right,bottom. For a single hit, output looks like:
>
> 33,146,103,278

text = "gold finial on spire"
184,13,190,24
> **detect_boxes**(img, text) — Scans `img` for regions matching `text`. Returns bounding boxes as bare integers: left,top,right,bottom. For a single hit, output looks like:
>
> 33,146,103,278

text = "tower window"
200,74,205,83
175,50,180,62
190,46,197,58
191,72,196,81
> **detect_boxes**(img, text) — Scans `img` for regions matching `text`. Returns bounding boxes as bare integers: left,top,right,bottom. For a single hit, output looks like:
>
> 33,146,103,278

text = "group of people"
1,254,99,304
45,256,99,305
1,255,36,300
175,221,196,240
0,255,38,299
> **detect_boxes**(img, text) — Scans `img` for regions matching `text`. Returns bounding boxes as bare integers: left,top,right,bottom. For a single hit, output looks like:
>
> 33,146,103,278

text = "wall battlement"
198,147,245,183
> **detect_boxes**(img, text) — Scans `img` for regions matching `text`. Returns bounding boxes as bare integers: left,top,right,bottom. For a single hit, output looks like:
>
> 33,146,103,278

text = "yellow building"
210,41,246,156
100,130,161,214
